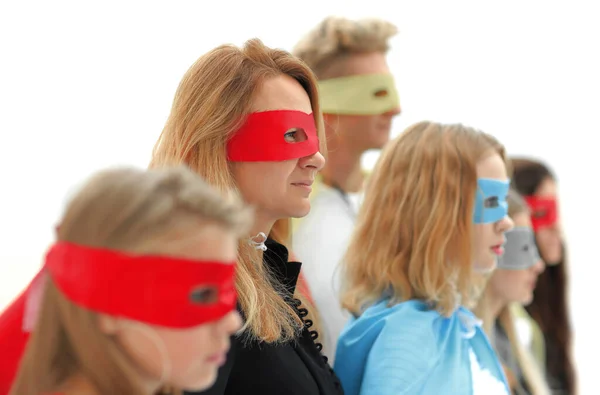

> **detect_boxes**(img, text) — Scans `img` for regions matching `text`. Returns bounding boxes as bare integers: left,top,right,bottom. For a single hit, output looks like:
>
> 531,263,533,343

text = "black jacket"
186,239,344,395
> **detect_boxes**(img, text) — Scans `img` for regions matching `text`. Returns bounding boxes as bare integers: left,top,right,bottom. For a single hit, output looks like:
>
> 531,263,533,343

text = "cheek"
472,224,494,249
340,116,372,135
161,326,214,365
359,117,380,133
537,229,559,244
116,324,167,376
234,164,286,201
535,230,561,252
491,272,528,299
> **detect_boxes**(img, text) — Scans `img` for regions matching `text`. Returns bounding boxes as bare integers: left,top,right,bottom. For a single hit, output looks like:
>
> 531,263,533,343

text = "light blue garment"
334,299,509,395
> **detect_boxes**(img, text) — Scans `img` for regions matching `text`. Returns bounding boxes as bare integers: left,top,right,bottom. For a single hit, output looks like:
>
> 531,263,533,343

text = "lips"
291,180,314,187
490,240,505,256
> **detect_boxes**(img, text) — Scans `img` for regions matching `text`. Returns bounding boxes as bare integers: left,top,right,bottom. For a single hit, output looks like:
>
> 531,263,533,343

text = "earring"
249,232,268,251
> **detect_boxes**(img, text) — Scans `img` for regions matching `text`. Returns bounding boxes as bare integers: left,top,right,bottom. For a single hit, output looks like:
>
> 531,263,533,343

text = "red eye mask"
227,110,319,162
44,242,237,328
524,196,558,231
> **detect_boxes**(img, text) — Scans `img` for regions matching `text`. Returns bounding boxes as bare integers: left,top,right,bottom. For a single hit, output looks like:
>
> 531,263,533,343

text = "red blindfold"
227,110,319,162
524,196,558,231
45,242,237,328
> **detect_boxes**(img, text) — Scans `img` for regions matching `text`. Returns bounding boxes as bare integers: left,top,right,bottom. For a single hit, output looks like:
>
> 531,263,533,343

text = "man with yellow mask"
292,17,401,361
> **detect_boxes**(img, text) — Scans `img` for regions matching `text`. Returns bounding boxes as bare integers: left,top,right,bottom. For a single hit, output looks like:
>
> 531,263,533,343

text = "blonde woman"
474,190,549,395
9,166,251,395
334,121,514,395
150,39,342,394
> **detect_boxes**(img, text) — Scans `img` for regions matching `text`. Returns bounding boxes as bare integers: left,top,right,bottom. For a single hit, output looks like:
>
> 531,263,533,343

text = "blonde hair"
475,190,550,395
293,16,398,79
341,121,507,317
150,38,326,343
10,166,252,395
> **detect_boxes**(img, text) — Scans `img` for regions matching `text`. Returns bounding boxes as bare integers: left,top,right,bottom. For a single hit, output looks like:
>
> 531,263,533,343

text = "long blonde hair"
10,166,251,395
475,190,550,395
341,121,508,317
150,38,326,343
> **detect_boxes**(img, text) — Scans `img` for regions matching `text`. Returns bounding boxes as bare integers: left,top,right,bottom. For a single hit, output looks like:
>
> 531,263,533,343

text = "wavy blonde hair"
10,166,251,395
293,16,398,79
341,121,508,317
150,38,326,343
475,190,551,395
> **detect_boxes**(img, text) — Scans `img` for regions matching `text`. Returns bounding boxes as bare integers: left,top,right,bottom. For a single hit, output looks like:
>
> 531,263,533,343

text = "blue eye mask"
497,227,541,270
473,178,509,224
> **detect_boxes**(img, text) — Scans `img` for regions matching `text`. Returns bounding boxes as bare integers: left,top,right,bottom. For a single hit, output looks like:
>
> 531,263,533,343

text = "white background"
1,1,597,392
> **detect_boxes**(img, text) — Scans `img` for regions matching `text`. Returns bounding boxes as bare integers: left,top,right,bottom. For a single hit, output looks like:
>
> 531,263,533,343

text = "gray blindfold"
497,227,541,270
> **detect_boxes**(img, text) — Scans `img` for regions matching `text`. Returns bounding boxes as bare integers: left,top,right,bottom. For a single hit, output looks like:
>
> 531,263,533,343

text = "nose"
299,151,326,172
532,258,545,274
218,310,242,335
496,215,514,233
384,104,402,117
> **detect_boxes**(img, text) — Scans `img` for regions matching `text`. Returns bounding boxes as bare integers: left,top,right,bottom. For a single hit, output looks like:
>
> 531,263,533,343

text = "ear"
97,313,120,335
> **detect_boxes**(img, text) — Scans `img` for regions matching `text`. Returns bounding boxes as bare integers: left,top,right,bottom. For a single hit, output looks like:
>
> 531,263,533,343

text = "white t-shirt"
470,347,510,395
292,182,362,362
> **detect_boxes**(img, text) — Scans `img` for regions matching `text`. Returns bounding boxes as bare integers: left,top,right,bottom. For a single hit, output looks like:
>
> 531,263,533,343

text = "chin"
521,294,534,306
544,252,563,265
370,137,390,150
474,257,497,273
287,203,311,218
179,370,218,392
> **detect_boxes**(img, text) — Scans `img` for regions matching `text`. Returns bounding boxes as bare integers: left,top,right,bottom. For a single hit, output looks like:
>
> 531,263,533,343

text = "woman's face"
534,177,563,264
472,152,514,272
489,212,545,305
231,75,326,224
100,223,242,392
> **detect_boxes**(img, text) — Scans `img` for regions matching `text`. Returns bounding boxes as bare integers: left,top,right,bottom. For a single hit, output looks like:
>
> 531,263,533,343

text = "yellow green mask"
318,73,400,115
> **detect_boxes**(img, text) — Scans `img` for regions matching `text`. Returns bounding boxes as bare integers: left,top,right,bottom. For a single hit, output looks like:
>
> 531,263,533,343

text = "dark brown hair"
510,157,576,394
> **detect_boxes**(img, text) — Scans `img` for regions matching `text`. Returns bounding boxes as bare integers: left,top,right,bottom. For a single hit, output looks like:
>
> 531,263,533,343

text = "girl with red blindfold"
8,166,252,395
509,158,577,394
150,39,343,395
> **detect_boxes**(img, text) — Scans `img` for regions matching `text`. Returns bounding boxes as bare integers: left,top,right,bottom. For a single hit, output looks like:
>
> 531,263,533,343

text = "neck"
60,371,159,395
320,141,364,193
487,292,507,324
249,211,275,240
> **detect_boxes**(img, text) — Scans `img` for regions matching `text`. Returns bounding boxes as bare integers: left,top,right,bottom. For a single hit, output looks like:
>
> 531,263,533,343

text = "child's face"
472,153,514,272
104,223,241,392
489,212,545,305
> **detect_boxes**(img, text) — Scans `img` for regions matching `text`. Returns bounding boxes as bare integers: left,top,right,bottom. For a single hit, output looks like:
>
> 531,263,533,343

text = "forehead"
147,222,238,263
477,152,508,181
512,211,532,228
535,176,557,197
331,51,391,77
251,74,312,114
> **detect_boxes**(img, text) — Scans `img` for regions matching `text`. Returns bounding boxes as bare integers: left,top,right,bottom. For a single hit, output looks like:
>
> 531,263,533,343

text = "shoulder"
336,300,447,394
360,299,444,351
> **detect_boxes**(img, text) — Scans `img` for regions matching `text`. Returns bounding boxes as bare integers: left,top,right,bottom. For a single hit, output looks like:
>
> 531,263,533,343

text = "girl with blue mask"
334,121,514,395
474,190,549,395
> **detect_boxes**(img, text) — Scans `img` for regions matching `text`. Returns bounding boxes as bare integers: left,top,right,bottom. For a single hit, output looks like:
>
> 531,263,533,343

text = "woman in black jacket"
150,38,343,395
